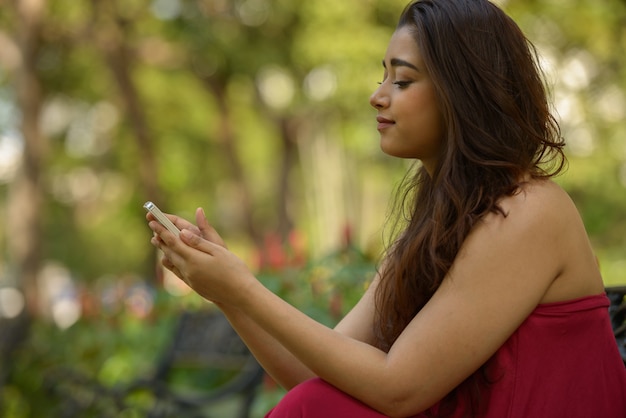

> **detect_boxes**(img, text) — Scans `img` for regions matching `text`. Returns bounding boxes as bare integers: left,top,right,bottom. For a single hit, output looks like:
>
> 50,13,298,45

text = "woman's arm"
151,208,380,390
150,183,570,417
217,274,382,389
216,304,317,389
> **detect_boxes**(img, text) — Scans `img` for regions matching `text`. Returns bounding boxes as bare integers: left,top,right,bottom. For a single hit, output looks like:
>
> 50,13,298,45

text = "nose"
369,85,389,109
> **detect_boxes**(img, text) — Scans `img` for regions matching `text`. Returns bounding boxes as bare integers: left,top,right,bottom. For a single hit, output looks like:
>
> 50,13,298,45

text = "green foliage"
260,244,378,327
3,294,177,415
1,0,623,283
503,0,626,284
0,0,625,414
1,250,375,418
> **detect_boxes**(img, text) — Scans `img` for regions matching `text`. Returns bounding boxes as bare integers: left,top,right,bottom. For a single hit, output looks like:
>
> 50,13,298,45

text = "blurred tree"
505,0,626,284
0,0,624,318
4,0,47,314
88,0,163,206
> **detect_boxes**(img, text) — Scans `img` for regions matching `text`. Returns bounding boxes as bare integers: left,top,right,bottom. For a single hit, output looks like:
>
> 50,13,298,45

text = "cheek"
378,84,446,160
401,104,444,158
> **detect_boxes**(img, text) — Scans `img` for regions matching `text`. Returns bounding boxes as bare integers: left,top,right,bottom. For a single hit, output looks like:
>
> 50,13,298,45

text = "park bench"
121,308,265,417
46,308,264,418
0,310,29,388
41,285,626,417
606,285,626,364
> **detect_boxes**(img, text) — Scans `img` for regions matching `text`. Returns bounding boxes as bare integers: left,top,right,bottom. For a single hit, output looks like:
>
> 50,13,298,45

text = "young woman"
147,0,626,416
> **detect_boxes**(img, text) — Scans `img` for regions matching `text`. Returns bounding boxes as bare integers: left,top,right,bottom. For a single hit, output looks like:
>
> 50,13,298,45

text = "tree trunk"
89,0,162,279
6,0,46,315
199,77,265,249
276,117,298,240
89,0,162,206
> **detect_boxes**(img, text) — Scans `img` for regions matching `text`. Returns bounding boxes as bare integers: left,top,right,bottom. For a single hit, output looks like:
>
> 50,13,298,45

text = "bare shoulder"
490,178,577,229
474,178,604,302
454,180,566,289
387,180,602,411
473,179,584,252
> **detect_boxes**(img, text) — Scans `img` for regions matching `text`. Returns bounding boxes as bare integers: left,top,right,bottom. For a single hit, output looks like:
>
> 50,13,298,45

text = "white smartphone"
144,201,181,237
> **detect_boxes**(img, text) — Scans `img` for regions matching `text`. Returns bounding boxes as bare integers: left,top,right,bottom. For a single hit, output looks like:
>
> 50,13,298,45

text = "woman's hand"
147,207,254,305
147,207,226,247
147,207,209,277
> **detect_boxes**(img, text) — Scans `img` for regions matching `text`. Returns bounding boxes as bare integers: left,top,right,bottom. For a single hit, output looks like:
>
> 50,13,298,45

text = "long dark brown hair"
373,0,566,415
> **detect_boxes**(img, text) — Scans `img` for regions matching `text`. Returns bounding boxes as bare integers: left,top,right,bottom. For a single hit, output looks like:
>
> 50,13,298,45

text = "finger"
158,244,189,280
195,207,226,247
180,228,222,255
148,222,188,266
146,210,199,237
195,207,210,237
150,234,162,249
162,259,187,285
168,213,201,235
147,214,172,241
148,219,166,236
161,256,182,278
149,220,183,248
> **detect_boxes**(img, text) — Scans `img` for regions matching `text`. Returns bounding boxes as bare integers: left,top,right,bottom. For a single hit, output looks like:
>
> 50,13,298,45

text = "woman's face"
370,26,444,174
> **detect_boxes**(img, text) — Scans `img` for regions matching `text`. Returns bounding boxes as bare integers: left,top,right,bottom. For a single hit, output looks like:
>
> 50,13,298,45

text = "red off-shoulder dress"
265,293,626,418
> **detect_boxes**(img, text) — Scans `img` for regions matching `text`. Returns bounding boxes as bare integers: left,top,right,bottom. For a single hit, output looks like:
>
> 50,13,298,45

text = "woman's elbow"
370,389,434,418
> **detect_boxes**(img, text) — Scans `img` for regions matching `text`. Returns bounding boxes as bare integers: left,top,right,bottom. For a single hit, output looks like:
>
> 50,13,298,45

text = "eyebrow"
382,58,420,72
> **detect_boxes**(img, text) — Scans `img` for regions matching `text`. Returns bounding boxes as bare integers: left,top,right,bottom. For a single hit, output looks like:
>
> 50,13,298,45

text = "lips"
376,116,395,130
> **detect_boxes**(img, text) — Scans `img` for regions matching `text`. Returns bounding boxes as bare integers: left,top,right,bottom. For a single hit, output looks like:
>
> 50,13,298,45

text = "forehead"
384,26,423,65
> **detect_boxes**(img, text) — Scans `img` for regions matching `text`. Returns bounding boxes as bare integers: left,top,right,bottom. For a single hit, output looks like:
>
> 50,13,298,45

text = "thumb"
195,207,209,233
195,207,227,248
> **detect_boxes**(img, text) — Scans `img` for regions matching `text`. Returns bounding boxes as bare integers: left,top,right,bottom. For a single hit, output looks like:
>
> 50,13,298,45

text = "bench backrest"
606,286,626,365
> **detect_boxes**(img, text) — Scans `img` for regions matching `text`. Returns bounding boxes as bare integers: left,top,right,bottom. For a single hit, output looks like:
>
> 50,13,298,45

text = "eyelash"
393,81,411,88
377,80,412,89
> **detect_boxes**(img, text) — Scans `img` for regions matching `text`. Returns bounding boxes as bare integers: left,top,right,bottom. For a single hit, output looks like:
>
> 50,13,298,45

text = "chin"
380,144,415,159
380,141,400,157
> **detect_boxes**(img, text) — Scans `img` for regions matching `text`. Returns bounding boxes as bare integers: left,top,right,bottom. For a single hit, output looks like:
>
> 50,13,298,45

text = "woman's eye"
393,81,412,88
